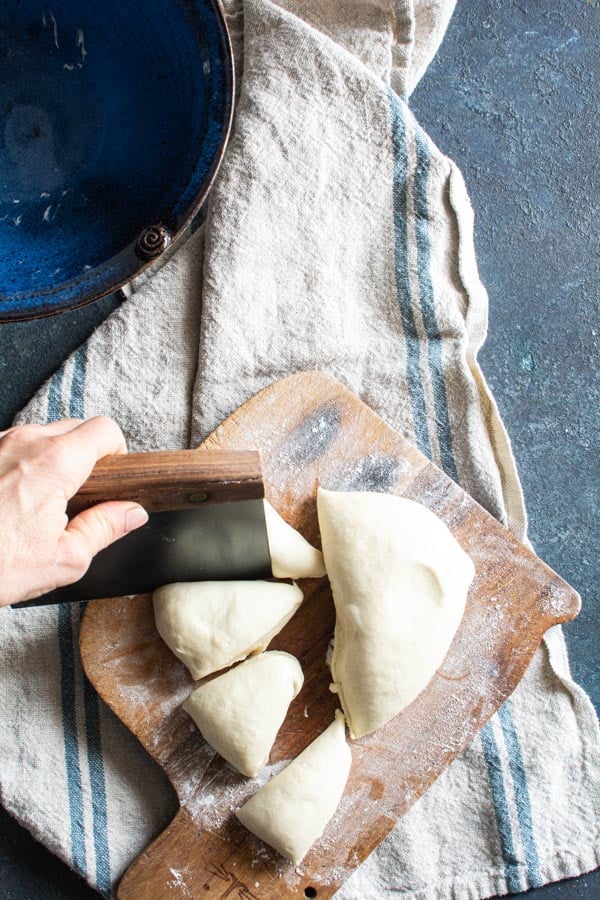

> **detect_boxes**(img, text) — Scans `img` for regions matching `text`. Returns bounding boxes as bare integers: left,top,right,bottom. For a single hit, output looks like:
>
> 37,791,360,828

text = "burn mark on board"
282,403,342,467
206,862,259,899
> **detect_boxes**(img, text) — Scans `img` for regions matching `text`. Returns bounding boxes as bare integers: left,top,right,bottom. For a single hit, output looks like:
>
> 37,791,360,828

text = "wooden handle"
118,807,333,900
68,450,264,515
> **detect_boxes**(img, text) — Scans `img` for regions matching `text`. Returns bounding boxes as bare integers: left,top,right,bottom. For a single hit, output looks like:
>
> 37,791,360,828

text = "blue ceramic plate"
0,0,233,320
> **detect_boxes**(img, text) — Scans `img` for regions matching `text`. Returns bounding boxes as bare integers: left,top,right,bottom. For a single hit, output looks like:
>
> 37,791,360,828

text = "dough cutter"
14,450,272,607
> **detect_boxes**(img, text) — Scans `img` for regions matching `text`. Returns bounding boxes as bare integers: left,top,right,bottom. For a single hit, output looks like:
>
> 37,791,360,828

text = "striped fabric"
1,1,598,896
389,94,545,895
390,94,535,894
46,350,109,894
48,349,111,895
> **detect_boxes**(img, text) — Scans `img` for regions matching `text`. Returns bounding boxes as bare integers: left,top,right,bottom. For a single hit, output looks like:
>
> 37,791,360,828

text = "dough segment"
263,500,326,579
183,651,303,776
153,580,302,680
317,488,475,738
236,711,351,864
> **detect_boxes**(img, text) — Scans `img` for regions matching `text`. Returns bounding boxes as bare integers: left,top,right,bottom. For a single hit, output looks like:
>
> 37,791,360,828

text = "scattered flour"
166,867,192,896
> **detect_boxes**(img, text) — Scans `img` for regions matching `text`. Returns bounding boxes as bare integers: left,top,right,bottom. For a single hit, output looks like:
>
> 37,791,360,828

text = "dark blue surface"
0,0,232,319
411,1,599,897
412,0,600,717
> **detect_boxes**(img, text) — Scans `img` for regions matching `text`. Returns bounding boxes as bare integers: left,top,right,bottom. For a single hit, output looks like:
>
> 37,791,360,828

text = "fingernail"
125,506,149,533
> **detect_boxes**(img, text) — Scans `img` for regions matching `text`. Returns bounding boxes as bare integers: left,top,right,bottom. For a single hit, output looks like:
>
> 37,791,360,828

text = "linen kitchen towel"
1,1,598,896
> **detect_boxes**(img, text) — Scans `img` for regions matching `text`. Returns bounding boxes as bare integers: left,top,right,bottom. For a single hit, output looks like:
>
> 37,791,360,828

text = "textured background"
1,1,598,896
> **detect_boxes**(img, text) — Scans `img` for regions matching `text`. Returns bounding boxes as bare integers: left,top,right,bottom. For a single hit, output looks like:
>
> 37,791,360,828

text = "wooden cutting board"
80,372,580,900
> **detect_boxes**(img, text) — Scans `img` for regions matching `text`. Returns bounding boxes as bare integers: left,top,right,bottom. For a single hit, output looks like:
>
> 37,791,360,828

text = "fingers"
57,502,149,581
55,416,128,460
0,419,84,441
45,416,129,497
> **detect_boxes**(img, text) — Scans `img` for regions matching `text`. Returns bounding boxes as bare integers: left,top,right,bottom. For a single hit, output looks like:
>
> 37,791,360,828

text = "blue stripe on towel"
47,367,65,425
82,676,111,895
69,345,112,896
498,702,543,888
410,111,532,894
57,604,87,879
389,94,432,458
480,722,524,894
48,367,87,878
388,90,538,892
412,129,459,483
69,345,87,420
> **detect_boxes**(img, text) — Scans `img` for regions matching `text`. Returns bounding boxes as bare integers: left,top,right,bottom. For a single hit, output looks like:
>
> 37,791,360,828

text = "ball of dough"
183,651,304,777
317,488,475,738
236,711,351,864
153,580,303,680
264,500,326,579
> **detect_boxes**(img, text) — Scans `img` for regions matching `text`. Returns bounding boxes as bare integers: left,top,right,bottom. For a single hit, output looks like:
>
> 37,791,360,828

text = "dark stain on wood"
282,402,342,466
330,452,404,493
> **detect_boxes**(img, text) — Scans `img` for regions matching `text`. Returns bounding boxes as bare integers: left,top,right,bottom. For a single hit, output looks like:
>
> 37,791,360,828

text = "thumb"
59,502,149,579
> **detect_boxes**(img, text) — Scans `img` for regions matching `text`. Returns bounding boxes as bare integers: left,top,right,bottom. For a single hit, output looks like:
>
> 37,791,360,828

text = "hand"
0,417,148,607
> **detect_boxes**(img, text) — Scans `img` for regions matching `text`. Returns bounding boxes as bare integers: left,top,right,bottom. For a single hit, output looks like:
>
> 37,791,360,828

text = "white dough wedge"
183,651,304,776
317,488,475,738
236,711,351,864
153,580,303,680
264,500,326,579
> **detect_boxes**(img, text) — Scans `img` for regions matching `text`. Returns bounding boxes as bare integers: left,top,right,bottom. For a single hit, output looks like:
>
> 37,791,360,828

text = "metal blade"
16,499,272,607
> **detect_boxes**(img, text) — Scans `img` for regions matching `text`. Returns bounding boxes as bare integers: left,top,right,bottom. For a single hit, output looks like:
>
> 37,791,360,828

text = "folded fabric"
1,1,598,896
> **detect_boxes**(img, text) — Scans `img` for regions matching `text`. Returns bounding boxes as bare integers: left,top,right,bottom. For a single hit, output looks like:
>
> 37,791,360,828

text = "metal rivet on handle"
188,491,208,503
136,224,172,260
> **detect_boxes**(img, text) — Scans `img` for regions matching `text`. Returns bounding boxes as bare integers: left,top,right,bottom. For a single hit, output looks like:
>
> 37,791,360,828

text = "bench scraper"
15,450,272,607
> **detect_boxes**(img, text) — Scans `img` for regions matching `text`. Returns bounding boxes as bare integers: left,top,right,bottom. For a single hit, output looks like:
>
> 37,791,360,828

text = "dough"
264,500,326,579
317,488,475,738
153,581,303,680
182,651,303,777
236,711,351,864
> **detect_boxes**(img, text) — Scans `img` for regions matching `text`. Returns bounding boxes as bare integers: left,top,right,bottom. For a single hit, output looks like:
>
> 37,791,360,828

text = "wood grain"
79,372,580,899
68,449,263,515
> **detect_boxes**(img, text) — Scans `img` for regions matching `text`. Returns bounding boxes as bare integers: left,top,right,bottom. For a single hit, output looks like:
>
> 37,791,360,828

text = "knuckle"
88,507,118,546
60,543,91,579
92,415,114,428
93,415,127,450
92,415,121,436
44,438,72,472
74,507,121,554
2,424,40,448
1,427,44,478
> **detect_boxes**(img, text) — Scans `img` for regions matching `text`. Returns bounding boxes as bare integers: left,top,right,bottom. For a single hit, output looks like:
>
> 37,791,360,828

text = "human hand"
0,417,148,607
